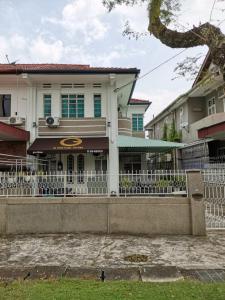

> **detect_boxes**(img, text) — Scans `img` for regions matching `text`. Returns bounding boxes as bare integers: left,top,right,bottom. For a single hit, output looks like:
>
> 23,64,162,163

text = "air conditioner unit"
45,117,60,128
9,116,24,126
180,122,189,129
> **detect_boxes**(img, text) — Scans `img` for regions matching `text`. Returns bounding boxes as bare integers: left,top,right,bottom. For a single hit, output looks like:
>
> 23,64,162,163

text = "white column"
107,74,119,196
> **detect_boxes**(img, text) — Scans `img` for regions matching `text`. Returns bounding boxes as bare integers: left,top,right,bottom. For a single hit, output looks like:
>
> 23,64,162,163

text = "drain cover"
124,254,148,263
181,269,225,282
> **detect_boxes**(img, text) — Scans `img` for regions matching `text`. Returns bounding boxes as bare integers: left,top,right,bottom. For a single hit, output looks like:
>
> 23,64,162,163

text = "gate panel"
203,170,225,229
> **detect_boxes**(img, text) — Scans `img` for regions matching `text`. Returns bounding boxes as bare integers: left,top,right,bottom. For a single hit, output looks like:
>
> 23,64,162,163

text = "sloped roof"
0,122,30,141
117,135,185,153
0,64,140,75
192,51,212,87
129,98,150,105
128,99,151,111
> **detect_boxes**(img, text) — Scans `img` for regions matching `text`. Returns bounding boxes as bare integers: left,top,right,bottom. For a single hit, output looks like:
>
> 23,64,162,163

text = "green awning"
117,135,185,153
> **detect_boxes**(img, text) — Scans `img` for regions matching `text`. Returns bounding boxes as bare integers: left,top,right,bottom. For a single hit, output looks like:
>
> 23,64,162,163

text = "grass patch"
0,279,225,300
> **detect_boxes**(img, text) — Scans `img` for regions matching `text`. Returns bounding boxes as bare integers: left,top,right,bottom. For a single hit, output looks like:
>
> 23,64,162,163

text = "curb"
0,266,224,283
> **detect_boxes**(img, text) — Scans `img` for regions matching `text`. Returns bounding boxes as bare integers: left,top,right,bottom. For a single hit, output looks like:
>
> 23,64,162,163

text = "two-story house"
0,63,185,195
145,52,225,169
0,64,152,194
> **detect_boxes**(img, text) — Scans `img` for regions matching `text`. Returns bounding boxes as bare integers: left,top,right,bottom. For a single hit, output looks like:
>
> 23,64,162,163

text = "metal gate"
203,170,225,229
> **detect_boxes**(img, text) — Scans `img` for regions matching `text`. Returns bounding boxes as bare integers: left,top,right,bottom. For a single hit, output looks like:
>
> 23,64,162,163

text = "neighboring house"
145,52,225,169
0,63,156,195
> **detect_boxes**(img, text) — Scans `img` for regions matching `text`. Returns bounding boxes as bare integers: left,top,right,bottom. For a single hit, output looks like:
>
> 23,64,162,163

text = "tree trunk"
148,0,225,73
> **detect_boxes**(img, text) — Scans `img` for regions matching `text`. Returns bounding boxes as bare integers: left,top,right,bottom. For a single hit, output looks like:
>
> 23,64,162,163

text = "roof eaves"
127,72,140,105
192,51,211,87
145,73,214,129
144,93,187,128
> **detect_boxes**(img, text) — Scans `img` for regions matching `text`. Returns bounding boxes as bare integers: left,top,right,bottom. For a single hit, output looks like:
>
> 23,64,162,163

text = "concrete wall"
0,196,205,236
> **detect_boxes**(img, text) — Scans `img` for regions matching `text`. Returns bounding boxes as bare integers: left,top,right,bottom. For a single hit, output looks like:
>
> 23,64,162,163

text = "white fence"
119,170,187,196
203,169,225,229
0,171,108,197
0,170,188,197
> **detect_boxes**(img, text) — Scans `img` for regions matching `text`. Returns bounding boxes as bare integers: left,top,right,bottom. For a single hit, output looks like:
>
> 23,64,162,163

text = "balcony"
38,118,107,137
118,118,132,136
188,112,225,141
118,118,145,138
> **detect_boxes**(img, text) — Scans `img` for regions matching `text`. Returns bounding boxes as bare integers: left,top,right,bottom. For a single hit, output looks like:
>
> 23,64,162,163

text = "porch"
25,135,185,196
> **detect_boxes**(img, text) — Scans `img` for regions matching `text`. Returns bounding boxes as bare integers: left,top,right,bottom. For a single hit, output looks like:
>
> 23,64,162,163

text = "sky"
0,0,224,125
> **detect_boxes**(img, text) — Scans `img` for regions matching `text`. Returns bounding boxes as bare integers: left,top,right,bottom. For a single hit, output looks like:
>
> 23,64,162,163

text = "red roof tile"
129,98,151,105
0,64,139,74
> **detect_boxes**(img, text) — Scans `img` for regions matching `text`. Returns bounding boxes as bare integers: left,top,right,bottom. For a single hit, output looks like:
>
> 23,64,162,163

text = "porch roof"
27,137,109,155
0,122,30,141
117,135,185,153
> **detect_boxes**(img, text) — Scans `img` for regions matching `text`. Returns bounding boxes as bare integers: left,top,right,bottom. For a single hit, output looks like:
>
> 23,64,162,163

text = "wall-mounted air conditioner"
9,116,24,126
45,117,60,128
180,122,189,129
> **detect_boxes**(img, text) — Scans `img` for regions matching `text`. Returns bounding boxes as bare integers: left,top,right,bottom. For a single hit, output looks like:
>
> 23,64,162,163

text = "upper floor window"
94,94,101,118
208,98,216,115
61,94,84,118
132,114,143,131
43,94,51,117
0,94,11,117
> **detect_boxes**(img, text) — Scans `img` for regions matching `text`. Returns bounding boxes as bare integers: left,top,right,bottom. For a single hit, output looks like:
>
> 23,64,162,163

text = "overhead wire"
209,0,218,22
114,48,189,93
115,12,209,93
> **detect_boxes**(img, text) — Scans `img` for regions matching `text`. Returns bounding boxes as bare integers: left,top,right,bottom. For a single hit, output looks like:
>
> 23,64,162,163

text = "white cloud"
45,0,108,43
177,0,225,31
30,36,64,63
0,34,28,63
0,32,146,66
113,3,148,33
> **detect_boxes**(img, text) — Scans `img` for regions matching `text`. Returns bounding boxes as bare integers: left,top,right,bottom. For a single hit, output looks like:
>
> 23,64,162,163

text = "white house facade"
0,64,155,195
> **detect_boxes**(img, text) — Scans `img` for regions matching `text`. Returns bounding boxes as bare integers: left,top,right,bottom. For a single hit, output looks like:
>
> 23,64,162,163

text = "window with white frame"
43,94,52,117
94,94,101,118
61,94,84,118
132,114,143,131
208,98,216,115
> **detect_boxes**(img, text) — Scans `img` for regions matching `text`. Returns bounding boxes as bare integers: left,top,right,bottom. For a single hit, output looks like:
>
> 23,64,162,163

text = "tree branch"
148,0,225,72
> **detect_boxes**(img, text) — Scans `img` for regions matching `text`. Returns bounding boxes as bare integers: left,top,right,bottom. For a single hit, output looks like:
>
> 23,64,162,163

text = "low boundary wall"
0,196,206,236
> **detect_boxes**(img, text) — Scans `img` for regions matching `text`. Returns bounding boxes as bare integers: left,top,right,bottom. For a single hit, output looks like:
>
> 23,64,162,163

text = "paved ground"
0,232,225,270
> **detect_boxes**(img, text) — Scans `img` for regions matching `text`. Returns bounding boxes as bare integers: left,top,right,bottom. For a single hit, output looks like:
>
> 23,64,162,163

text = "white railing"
0,171,108,197
0,170,188,197
203,169,225,229
119,170,187,196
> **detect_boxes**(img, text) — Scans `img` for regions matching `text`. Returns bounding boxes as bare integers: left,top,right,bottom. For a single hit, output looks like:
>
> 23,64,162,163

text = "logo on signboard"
59,137,83,148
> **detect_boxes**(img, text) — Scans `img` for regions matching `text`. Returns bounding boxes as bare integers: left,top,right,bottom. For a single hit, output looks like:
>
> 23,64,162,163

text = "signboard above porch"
27,137,109,155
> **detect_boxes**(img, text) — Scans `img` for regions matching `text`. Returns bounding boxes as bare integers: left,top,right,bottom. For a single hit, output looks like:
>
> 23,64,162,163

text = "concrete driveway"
0,232,224,269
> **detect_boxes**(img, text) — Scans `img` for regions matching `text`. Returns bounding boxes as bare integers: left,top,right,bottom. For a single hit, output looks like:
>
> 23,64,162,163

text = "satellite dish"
5,54,19,65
